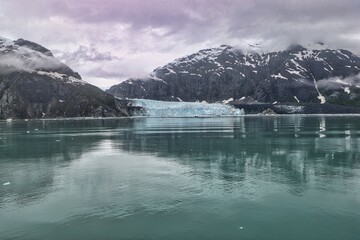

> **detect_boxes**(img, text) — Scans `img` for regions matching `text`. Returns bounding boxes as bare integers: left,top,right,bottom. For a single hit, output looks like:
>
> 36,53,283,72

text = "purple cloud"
1,0,360,89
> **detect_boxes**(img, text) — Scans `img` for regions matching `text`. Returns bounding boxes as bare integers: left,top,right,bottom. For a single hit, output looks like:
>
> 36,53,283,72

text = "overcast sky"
1,0,360,89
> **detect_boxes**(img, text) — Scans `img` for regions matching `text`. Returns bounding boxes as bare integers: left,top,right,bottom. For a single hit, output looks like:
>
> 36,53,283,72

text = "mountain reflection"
1,116,359,206
0,119,133,206
113,117,360,195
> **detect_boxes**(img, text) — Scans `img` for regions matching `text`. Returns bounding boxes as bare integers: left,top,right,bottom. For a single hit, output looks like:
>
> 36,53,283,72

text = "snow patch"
222,98,234,104
271,73,287,80
344,87,351,94
290,60,308,72
149,74,168,84
35,71,86,84
321,59,334,71
335,78,351,86
337,50,350,59
292,50,317,61
317,95,326,104
0,37,13,51
36,70,65,79
190,73,202,77
68,76,85,84
311,73,326,104
171,45,234,67
164,68,176,75
243,61,256,68
263,54,270,65
286,69,305,77
213,72,221,77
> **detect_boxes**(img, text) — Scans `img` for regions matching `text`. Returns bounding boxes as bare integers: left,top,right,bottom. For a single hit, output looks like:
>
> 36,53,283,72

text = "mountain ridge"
107,44,360,107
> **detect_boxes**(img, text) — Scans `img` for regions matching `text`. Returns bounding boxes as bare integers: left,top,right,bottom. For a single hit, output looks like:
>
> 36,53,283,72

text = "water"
0,116,359,240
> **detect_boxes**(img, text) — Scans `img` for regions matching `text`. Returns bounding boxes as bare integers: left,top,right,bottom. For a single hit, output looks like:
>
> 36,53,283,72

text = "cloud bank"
1,0,360,88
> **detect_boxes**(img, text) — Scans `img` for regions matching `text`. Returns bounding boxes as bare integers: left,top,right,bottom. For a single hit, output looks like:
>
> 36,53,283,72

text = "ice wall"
128,99,244,117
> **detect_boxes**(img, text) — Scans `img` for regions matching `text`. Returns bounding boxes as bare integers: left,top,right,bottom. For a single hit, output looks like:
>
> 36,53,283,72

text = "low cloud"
317,74,360,90
0,50,63,74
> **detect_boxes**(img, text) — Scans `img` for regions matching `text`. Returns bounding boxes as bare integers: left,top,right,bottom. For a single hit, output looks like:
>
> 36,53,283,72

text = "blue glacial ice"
129,99,244,117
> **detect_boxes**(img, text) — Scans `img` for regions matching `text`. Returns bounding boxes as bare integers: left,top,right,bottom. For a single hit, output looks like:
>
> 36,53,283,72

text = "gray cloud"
0,43,64,74
57,45,116,63
1,0,360,88
317,74,360,90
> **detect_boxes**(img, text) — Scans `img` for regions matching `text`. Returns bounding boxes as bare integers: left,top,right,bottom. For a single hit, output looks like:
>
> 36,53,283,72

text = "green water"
0,116,359,240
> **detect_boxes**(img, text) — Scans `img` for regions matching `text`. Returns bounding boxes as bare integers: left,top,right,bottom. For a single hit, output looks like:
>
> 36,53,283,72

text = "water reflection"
1,116,360,240
1,117,360,202
113,117,360,195
0,119,133,206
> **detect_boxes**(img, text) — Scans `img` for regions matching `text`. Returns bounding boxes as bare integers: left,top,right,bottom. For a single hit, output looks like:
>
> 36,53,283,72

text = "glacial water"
0,116,359,240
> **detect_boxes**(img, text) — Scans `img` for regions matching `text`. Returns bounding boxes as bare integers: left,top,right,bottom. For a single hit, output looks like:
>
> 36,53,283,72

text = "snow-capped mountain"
0,37,128,119
107,44,360,107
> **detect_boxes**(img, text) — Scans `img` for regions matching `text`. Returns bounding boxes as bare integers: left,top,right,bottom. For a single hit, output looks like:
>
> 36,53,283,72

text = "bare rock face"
107,44,360,108
262,108,277,115
0,37,128,119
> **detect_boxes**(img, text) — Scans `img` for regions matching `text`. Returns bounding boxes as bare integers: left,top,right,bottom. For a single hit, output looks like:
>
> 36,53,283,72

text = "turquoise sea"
1,116,359,239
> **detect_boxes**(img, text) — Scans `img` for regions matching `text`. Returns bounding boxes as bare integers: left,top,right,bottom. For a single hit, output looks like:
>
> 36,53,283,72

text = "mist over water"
0,116,360,240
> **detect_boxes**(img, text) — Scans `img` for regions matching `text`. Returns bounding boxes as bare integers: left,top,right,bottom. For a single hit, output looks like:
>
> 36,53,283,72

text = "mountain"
0,37,129,119
107,44,360,107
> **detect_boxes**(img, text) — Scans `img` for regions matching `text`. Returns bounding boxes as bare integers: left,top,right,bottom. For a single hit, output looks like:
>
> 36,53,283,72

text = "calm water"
0,116,359,240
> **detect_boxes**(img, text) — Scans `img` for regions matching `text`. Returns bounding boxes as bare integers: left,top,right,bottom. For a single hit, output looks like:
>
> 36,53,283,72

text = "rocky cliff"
0,37,129,119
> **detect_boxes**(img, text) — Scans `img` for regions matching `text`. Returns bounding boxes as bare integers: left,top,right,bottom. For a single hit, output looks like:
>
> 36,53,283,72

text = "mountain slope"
107,44,360,106
0,37,129,119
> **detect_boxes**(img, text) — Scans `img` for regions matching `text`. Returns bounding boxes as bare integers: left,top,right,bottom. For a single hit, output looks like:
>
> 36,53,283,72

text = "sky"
1,0,360,89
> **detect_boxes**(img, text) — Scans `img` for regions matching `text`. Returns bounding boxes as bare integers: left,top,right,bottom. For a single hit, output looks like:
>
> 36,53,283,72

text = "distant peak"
14,38,53,56
0,36,12,45
199,44,234,53
286,44,306,52
219,44,233,50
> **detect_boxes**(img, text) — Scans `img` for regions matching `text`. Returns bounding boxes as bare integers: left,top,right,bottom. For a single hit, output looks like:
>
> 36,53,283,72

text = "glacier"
128,99,245,117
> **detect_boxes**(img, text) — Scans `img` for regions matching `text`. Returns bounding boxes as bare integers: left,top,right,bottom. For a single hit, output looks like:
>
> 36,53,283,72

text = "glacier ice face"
129,99,244,117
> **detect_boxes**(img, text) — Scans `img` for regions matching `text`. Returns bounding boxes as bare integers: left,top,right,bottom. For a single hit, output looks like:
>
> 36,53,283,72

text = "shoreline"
2,113,360,122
